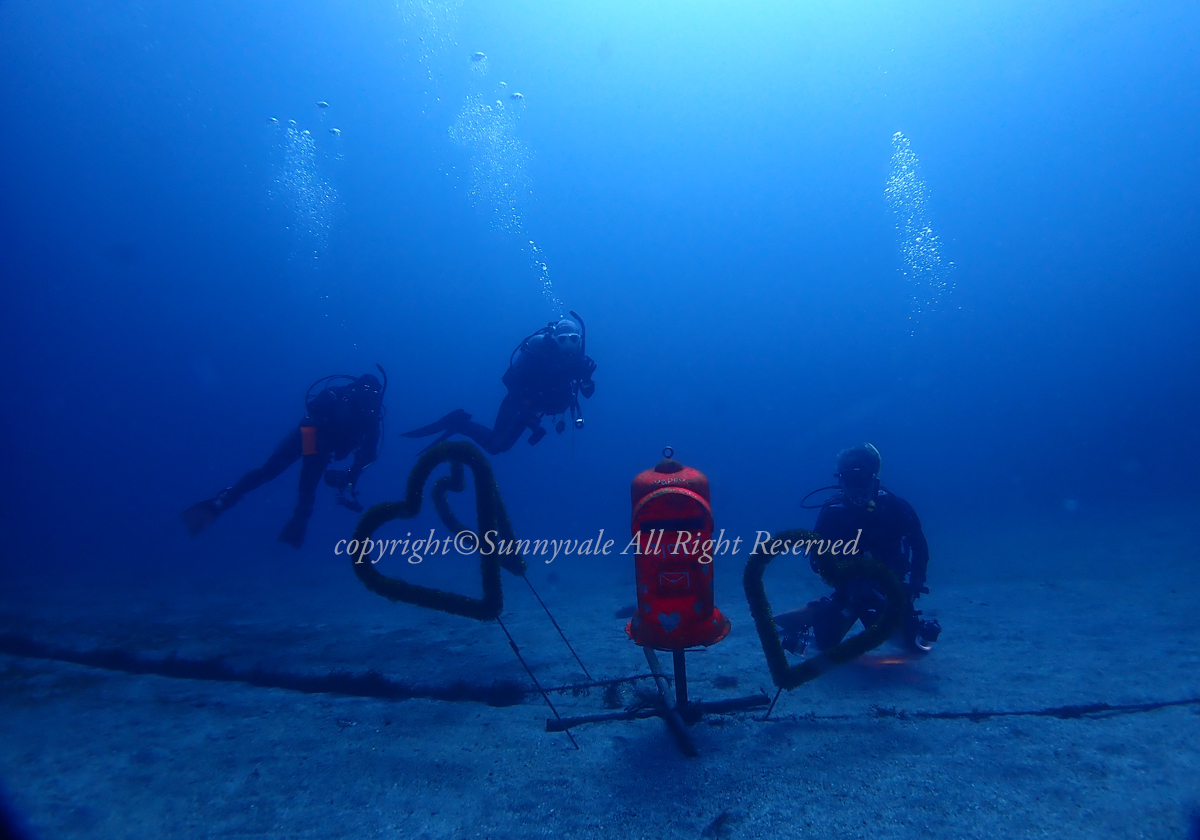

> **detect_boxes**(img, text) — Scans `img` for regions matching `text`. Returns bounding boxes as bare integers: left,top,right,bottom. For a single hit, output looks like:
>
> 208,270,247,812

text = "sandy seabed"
2,515,1198,839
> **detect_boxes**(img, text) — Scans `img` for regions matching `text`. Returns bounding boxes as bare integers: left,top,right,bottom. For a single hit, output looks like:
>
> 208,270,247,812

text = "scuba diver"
775,443,942,654
180,367,387,548
402,313,596,455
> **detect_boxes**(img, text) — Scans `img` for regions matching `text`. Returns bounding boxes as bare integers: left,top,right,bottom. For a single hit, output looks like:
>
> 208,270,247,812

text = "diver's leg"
279,451,333,548
181,428,302,536
400,409,472,439
775,602,821,654
856,589,891,633
851,585,937,649
456,395,528,455
775,596,854,653
774,604,821,636
809,594,859,651
228,428,304,501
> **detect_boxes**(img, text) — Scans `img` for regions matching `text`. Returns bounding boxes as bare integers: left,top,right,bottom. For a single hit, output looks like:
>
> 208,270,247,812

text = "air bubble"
887,132,954,327
270,122,338,260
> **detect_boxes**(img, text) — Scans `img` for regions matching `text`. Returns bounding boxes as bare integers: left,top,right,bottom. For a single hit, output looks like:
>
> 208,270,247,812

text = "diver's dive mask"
836,468,880,507
555,332,582,351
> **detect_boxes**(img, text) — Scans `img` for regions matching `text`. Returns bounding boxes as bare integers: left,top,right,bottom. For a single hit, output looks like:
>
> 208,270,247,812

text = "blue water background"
1,0,1198,585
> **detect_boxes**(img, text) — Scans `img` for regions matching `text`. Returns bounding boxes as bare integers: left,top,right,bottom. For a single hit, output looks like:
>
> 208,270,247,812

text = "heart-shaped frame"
743,529,906,690
350,441,525,622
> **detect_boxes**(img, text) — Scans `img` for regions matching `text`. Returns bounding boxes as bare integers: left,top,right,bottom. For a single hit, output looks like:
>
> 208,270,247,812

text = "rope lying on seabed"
772,697,1200,724
4,631,1197,725
0,631,659,707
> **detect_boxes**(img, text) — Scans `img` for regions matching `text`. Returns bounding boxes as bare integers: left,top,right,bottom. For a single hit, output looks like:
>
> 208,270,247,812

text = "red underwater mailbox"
549,447,768,754
626,450,731,649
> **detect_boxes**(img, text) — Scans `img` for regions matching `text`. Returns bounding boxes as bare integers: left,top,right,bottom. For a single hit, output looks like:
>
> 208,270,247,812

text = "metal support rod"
497,616,578,750
696,694,770,715
521,575,593,681
662,706,698,757
547,706,662,731
547,693,769,732
673,649,688,711
763,687,784,721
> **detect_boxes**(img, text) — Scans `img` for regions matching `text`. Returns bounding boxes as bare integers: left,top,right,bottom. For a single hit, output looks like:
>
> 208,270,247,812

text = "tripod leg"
643,648,697,757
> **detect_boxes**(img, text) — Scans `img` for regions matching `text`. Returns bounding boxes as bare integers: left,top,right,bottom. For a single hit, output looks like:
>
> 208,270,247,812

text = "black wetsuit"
407,334,595,455
224,385,380,546
779,489,930,650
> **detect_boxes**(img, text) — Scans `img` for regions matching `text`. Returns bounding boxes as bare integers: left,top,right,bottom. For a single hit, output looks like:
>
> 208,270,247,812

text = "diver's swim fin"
180,489,235,537
278,516,308,549
415,428,458,456
400,409,471,439
181,500,220,536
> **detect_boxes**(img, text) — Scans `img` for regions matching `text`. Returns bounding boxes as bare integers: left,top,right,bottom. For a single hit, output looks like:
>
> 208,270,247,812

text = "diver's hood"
550,317,583,354
551,317,581,336
351,373,383,405
836,443,881,477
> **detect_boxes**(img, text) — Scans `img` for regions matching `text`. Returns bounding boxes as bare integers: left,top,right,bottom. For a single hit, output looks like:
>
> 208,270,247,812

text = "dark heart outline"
350,441,526,622
743,529,906,690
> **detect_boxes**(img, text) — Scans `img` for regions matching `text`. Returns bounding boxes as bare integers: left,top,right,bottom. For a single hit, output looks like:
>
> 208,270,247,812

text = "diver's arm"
813,504,854,543
347,424,380,487
811,504,843,574
902,503,930,595
908,531,930,593
578,356,596,398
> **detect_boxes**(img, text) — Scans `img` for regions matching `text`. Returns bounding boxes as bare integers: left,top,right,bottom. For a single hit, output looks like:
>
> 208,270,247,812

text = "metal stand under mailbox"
547,449,768,756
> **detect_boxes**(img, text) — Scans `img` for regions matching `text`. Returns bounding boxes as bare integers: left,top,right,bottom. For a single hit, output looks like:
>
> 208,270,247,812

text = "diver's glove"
781,628,813,656
324,469,351,490
580,359,597,394
904,613,941,652
327,470,363,512
336,485,363,513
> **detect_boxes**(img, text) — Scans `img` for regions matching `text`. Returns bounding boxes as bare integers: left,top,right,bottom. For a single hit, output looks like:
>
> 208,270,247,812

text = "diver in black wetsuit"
181,368,386,548
775,443,942,654
402,313,596,455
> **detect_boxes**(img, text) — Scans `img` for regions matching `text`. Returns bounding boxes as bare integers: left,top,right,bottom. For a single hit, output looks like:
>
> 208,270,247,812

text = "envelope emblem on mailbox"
659,571,689,589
